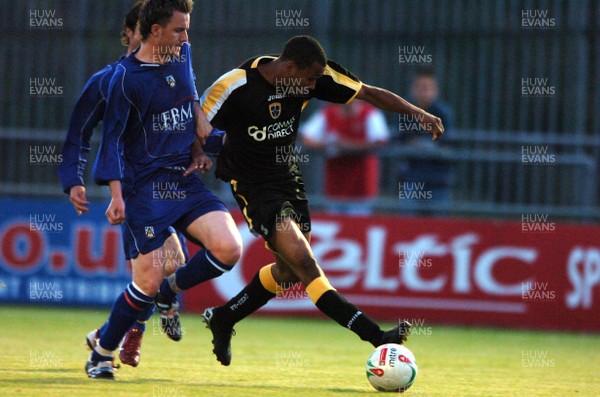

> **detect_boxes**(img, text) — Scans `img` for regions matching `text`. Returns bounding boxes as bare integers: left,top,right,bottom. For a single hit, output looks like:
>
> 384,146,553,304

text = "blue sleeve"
186,43,200,102
93,65,130,185
202,128,226,157
57,70,108,193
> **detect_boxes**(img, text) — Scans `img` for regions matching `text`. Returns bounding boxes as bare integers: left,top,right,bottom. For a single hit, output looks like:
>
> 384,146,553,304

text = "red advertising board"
1,198,598,332
185,213,600,332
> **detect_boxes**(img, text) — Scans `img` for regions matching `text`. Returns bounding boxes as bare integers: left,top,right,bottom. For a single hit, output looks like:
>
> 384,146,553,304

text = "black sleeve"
312,60,363,104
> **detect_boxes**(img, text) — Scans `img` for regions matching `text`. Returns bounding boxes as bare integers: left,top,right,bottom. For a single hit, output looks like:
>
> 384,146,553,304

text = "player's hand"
422,113,444,141
69,185,90,215
105,197,125,225
184,153,212,176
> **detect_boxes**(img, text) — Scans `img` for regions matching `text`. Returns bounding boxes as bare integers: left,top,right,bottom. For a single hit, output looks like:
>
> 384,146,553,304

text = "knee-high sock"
212,264,279,330
158,250,234,302
307,276,383,346
91,282,153,361
132,304,154,332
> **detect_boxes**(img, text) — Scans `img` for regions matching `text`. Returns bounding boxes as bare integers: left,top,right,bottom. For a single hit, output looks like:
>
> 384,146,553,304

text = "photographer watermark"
399,182,432,201
152,45,187,64
30,350,63,367
29,281,63,302
399,46,432,65
275,350,310,367
275,77,310,98
29,213,63,233
521,145,555,165
521,213,555,234
398,113,433,134
275,9,309,29
275,282,308,300
275,213,310,233
521,9,555,29
152,248,184,271
152,103,193,133
275,145,309,164
400,318,433,336
152,316,186,338
30,77,63,97
29,9,63,29
152,386,185,397
29,145,63,166
399,250,432,269
521,281,556,302
521,350,555,367
152,182,187,201
521,77,555,98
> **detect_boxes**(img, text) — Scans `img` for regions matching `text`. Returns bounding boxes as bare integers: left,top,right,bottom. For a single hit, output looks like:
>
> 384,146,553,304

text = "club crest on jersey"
269,102,282,119
165,75,176,88
145,226,155,238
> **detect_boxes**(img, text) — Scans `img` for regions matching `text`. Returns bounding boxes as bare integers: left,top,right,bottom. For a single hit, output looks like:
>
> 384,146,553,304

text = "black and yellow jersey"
200,55,363,183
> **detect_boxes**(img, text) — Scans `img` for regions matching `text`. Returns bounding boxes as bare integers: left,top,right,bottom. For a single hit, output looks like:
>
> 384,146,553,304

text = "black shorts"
229,175,311,241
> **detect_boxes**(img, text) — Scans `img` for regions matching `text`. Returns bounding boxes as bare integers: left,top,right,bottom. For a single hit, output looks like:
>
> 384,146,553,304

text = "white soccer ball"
365,343,418,392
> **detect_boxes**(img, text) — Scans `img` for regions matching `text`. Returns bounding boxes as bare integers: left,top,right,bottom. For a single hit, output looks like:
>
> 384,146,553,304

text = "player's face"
157,11,190,55
291,62,325,90
128,23,141,49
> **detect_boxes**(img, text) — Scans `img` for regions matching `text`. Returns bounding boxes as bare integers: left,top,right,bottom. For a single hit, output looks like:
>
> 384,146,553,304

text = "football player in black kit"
190,35,443,365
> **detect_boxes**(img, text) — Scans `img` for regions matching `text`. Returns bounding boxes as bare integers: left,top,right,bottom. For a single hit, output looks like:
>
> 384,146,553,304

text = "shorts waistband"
162,166,187,172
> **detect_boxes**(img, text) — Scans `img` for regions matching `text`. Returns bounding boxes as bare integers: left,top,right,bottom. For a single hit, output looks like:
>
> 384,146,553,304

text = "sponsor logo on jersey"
269,102,282,119
247,117,296,142
145,226,155,238
165,75,176,88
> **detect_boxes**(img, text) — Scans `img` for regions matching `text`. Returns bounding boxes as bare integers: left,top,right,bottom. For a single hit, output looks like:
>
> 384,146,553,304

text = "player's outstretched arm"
355,84,444,140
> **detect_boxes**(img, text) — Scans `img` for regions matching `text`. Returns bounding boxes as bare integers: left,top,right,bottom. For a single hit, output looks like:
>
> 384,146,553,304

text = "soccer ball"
365,344,418,392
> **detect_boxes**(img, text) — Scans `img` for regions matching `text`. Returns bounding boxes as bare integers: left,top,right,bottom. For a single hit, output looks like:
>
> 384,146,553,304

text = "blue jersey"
58,58,123,193
93,43,199,186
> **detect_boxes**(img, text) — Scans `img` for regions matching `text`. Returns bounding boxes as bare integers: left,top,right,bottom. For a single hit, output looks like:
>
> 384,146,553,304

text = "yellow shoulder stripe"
201,69,247,121
251,56,277,68
323,65,363,103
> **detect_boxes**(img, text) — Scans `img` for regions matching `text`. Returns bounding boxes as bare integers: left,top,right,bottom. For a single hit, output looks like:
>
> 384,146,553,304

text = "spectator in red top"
301,101,390,215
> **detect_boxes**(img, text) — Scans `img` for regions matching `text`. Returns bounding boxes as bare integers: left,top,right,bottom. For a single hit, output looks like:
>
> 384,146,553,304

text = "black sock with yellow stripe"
213,264,278,330
307,277,383,346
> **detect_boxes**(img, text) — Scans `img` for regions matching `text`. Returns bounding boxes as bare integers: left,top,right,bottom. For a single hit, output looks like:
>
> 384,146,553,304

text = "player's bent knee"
132,279,160,297
209,239,242,267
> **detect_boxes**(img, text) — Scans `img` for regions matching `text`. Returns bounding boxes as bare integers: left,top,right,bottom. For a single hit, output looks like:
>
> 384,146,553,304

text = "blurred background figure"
395,67,454,215
301,101,390,215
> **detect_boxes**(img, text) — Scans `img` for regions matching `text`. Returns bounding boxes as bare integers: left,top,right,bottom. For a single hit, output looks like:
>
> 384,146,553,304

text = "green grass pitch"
0,305,599,397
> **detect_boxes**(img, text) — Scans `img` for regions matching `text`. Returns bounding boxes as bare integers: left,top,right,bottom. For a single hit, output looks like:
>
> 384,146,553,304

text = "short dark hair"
121,1,144,46
414,66,436,79
281,35,327,69
139,0,194,41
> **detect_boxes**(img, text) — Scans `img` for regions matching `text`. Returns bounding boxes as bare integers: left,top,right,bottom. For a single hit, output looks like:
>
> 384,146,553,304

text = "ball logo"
388,347,397,367
369,368,385,377
398,354,412,364
379,347,388,366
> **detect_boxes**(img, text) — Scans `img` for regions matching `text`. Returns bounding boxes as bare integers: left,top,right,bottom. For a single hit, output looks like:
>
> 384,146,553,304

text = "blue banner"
0,198,130,307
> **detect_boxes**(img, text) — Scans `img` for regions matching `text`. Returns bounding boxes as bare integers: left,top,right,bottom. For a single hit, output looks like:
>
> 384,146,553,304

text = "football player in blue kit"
86,0,241,379
58,1,192,368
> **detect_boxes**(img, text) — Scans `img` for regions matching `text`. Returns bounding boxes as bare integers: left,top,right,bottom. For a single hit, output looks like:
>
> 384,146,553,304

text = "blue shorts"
121,168,227,258
122,226,189,261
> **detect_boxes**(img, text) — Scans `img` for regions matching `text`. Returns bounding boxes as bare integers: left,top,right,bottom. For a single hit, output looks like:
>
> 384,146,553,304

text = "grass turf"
0,306,598,396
